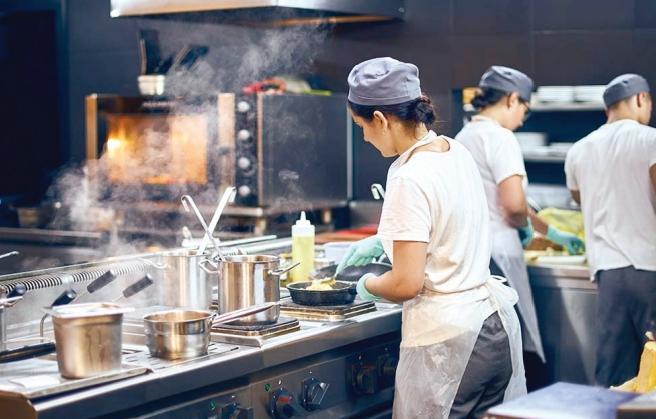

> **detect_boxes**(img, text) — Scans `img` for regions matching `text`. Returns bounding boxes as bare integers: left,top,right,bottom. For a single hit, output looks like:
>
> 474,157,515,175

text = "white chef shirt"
455,116,528,235
565,119,656,275
377,130,492,295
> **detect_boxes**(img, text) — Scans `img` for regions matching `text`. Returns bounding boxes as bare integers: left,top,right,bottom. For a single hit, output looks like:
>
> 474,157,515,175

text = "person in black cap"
565,73,656,387
337,57,526,418
455,66,584,376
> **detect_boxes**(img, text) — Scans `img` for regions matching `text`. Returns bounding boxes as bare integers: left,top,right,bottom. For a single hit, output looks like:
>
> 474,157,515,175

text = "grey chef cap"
479,65,534,102
603,74,650,107
348,57,421,106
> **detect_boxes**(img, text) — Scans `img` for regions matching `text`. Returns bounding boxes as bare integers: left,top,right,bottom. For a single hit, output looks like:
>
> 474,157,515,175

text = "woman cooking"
338,57,526,418
454,66,585,366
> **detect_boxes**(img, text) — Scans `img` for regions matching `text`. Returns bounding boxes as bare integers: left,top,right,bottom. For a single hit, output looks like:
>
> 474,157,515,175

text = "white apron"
391,276,526,418
491,229,545,361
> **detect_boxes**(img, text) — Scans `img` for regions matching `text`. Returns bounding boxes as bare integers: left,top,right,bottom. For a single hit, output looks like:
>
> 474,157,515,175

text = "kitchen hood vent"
110,0,405,26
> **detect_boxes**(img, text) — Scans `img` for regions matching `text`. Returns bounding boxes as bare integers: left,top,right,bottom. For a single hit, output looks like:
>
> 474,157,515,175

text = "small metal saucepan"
286,281,358,306
143,302,277,360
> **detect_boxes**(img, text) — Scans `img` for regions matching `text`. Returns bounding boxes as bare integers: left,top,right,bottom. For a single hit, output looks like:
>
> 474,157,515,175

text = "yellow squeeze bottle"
290,211,315,283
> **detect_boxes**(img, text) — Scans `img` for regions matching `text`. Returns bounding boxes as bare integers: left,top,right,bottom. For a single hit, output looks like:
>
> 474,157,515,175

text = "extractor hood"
110,0,406,25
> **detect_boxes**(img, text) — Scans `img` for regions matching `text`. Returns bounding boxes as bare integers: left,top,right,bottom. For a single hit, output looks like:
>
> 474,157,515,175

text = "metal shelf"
523,153,566,163
463,102,604,113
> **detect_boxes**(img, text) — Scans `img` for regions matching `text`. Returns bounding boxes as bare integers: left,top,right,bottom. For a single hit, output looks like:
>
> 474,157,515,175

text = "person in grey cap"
338,57,526,418
455,66,584,384
565,73,656,387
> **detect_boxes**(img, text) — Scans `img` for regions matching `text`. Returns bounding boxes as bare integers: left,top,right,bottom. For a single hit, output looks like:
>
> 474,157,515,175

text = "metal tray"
0,354,148,400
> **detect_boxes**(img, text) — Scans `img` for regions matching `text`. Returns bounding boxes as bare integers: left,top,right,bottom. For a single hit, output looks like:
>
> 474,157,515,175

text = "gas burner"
279,300,377,322
210,316,300,347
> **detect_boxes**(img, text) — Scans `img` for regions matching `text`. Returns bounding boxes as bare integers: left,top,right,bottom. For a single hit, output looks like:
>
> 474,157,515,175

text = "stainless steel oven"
85,93,350,207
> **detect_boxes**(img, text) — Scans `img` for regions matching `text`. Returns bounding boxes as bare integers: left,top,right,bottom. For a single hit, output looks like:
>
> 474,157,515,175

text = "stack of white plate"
516,132,548,149
573,85,605,103
536,86,575,103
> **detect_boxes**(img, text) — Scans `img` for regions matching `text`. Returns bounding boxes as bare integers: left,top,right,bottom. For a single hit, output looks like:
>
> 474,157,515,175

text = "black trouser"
450,312,513,419
595,266,656,387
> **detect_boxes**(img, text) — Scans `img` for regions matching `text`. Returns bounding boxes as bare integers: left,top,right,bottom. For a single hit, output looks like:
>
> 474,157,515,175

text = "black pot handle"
0,342,56,364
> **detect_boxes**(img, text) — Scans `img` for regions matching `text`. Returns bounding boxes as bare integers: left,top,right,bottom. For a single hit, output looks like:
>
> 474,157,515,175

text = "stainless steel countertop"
0,303,402,419
527,261,590,279
527,261,595,290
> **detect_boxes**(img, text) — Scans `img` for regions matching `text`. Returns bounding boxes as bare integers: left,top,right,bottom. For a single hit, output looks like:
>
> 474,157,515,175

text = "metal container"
45,303,133,379
201,255,298,325
155,250,212,310
137,74,166,95
143,302,278,360
143,310,210,360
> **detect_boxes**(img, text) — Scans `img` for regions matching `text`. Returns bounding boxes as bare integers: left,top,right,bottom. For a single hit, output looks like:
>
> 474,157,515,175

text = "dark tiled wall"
61,0,656,198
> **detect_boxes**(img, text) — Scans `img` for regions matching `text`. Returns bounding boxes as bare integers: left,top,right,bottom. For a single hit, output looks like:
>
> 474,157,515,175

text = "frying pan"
286,280,357,306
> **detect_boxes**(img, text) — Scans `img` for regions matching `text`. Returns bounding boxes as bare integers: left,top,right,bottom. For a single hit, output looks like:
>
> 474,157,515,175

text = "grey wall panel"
67,0,137,53
533,31,635,85
534,0,635,30
450,35,533,87
452,0,531,35
636,0,656,29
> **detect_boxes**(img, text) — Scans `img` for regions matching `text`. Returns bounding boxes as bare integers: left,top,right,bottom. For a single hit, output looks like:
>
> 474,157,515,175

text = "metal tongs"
181,187,236,261
181,195,223,260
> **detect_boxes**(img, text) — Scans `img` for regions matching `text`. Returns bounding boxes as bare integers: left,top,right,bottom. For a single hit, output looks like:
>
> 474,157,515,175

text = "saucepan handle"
268,261,300,277
139,258,168,270
198,258,220,274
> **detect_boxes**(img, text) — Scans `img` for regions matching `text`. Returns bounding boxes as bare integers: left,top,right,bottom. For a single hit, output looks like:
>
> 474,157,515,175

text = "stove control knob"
301,377,329,411
237,157,251,170
237,129,251,141
354,365,379,395
269,387,307,418
238,185,251,197
379,355,398,378
219,402,254,419
237,101,251,113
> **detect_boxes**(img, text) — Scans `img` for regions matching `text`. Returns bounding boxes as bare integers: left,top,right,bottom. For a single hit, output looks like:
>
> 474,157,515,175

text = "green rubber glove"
517,218,534,248
546,225,586,255
336,235,385,273
356,273,380,302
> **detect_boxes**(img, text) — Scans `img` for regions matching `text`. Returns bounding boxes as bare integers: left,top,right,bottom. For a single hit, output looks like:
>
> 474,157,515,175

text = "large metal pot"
154,249,213,310
143,302,278,360
200,255,298,325
44,303,133,379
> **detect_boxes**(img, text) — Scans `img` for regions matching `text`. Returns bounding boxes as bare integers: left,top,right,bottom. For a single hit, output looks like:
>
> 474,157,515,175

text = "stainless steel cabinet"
529,264,597,385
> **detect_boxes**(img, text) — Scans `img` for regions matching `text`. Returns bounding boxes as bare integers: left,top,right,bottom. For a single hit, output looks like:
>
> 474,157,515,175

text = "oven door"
86,95,232,203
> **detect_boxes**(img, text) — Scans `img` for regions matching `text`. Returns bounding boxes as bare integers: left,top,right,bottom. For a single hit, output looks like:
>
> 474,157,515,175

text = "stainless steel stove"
279,300,377,322
210,316,300,347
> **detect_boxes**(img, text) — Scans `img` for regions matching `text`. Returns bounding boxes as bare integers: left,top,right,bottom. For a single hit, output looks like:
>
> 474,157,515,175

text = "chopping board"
486,382,637,419
315,225,377,244
525,250,587,266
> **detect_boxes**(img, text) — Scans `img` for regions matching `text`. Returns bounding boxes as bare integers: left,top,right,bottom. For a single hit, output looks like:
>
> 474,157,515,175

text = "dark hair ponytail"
348,93,437,128
471,87,508,110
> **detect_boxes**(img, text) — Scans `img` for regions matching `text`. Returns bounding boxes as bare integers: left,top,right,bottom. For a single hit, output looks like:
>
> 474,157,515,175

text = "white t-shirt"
377,131,492,295
565,119,656,275
455,116,528,234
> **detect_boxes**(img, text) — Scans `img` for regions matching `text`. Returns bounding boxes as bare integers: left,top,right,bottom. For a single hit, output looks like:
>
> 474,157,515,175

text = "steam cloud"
43,16,332,259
